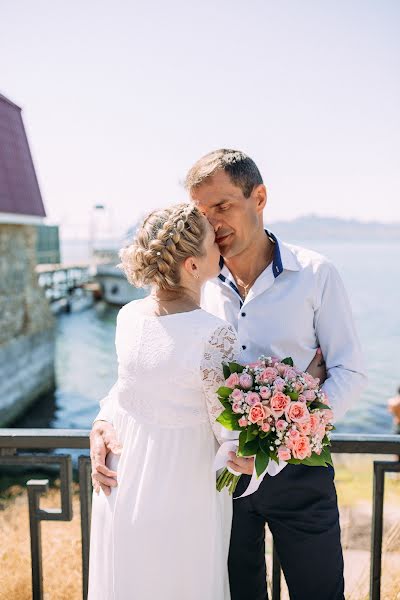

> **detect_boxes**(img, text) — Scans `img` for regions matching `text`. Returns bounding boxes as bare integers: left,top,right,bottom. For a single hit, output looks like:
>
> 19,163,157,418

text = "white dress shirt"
201,231,367,423
96,231,367,425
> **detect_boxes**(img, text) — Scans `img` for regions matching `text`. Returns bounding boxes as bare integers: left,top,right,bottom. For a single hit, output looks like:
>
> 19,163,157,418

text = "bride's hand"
90,421,122,495
306,348,327,384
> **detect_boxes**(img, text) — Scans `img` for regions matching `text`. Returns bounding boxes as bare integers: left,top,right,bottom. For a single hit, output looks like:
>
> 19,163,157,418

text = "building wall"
0,223,55,425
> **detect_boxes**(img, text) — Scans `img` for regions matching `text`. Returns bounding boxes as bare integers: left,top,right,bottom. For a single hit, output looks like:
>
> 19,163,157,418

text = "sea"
13,239,400,436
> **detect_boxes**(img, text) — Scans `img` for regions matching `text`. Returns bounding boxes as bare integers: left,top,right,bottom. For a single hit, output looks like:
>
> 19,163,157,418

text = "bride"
88,203,240,600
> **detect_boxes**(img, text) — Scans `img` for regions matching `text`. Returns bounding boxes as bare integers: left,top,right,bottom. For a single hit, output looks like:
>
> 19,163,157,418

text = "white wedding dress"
88,302,239,600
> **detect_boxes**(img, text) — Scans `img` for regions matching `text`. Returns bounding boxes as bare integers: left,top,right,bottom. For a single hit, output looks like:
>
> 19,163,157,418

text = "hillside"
268,215,400,241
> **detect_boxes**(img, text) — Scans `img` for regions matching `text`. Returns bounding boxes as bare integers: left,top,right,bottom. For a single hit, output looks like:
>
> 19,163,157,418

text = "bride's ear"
183,256,200,280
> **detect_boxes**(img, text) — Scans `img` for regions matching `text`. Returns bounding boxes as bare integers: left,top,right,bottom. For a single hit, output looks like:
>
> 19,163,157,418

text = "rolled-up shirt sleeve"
314,261,367,422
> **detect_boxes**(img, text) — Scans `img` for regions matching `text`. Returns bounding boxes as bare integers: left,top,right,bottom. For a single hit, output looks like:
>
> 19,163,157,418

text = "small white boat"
91,248,147,306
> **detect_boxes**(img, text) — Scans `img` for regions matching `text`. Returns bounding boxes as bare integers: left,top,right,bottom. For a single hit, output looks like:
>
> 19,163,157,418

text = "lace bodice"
200,323,239,442
96,303,239,442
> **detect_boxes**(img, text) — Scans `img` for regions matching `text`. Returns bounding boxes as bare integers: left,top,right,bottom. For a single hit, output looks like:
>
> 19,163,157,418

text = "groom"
90,149,366,600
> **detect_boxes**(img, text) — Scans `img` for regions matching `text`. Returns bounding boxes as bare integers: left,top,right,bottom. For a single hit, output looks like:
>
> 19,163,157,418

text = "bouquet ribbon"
214,438,287,499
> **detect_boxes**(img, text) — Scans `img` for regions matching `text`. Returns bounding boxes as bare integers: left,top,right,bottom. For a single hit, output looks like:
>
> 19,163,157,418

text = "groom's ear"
252,184,267,213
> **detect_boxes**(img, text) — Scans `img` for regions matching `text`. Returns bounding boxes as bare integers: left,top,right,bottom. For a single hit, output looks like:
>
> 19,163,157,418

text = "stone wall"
0,223,55,425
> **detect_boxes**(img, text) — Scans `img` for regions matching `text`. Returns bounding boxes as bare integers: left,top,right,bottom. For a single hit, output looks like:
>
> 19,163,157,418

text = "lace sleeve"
201,323,240,444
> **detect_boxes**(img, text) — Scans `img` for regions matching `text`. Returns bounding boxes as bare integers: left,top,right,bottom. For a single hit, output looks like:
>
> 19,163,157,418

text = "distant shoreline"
268,215,400,241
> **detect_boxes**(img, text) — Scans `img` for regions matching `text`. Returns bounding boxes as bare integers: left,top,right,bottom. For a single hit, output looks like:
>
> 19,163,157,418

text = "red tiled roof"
0,93,46,217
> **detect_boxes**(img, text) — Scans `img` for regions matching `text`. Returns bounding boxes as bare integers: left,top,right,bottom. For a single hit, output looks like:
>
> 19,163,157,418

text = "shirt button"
241,312,246,317
242,345,247,350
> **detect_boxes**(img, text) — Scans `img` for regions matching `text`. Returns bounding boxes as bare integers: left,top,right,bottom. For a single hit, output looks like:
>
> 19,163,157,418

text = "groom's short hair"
184,149,263,198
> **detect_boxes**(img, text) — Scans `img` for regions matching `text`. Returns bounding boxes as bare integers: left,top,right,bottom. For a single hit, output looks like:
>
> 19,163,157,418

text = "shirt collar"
218,229,300,281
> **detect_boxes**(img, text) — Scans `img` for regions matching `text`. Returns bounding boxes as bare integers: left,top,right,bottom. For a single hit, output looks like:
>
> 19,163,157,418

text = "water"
13,240,400,435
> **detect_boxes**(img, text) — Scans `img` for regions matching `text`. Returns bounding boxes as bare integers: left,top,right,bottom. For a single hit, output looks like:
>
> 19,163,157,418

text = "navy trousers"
228,464,344,600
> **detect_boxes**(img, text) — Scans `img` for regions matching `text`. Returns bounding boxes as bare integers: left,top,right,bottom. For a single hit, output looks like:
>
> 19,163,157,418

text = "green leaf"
255,450,270,477
288,392,299,400
281,357,294,367
216,410,241,431
320,446,334,466
217,386,233,399
246,425,259,442
219,399,232,411
238,430,247,454
259,436,272,454
228,362,245,374
240,438,259,457
222,363,231,380
287,457,302,465
310,401,331,410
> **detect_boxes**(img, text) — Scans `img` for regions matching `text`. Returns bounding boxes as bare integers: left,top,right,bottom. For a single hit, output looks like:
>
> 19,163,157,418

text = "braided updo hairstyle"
119,203,207,290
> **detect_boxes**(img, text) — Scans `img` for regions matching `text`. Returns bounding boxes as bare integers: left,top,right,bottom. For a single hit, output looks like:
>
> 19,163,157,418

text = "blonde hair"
119,203,207,289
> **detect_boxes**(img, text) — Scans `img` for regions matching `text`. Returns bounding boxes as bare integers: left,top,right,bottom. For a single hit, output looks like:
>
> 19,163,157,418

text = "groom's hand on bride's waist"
227,452,254,475
90,421,122,496
306,348,327,383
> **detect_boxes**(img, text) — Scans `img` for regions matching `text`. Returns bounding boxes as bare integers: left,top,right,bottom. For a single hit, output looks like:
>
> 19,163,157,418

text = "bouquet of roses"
215,356,334,495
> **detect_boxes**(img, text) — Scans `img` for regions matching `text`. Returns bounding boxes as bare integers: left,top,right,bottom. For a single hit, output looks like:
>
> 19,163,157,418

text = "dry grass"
0,483,83,600
0,455,399,600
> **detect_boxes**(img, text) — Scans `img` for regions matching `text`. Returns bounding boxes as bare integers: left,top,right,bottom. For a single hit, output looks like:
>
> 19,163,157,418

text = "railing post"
27,479,49,600
370,460,400,600
79,456,93,600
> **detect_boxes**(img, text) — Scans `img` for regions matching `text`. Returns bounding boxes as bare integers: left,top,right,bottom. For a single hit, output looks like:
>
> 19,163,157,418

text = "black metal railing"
0,430,399,600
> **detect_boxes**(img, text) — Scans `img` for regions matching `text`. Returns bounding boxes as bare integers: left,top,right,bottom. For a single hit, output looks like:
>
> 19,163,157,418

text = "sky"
1,0,399,239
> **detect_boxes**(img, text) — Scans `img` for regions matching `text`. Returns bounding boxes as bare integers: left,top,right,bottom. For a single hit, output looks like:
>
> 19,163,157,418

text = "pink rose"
259,386,271,400
270,392,291,418
309,413,321,435
275,362,288,376
259,367,278,384
261,404,272,417
285,427,300,449
261,420,271,432
231,389,244,402
238,417,248,427
232,402,243,414
278,446,291,461
303,373,319,389
276,419,288,431
248,403,267,424
316,423,327,440
303,389,316,402
292,436,311,460
322,409,334,423
298,394,306,403
273,377,286,392
246,392,261,406
239,373,253,389
225,373,240,387
287,427,300,440
285,368,298,380
297,419,311,436
285,401,310,423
